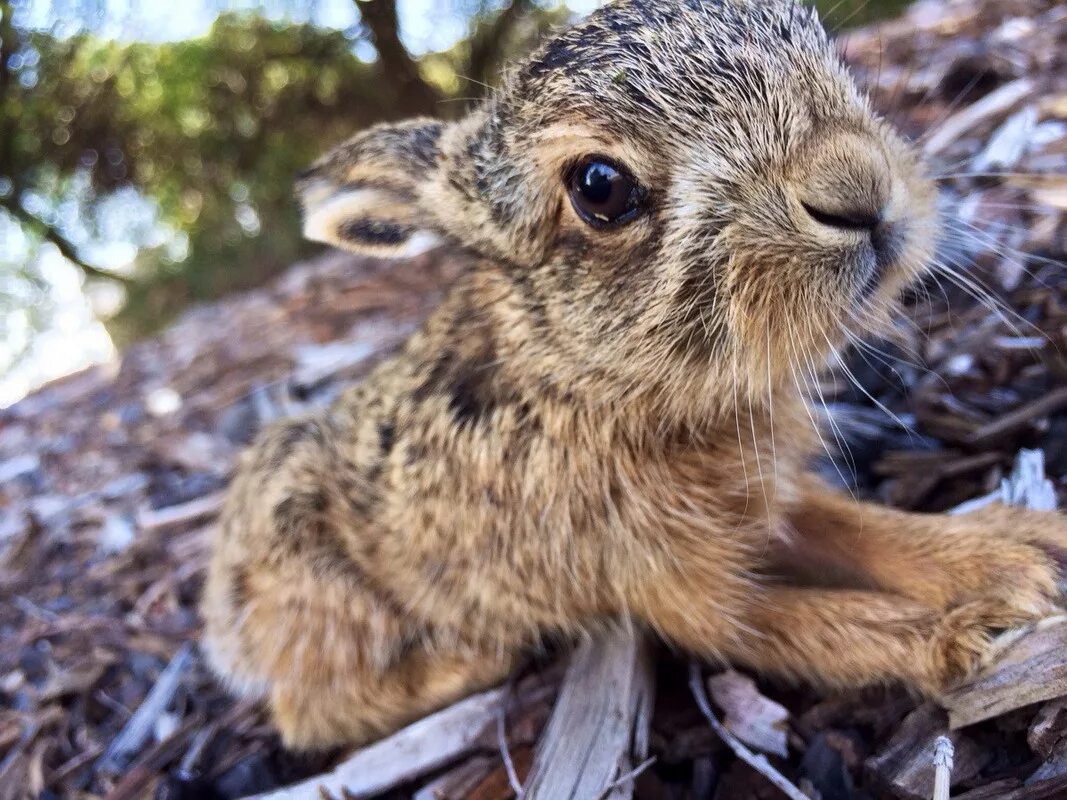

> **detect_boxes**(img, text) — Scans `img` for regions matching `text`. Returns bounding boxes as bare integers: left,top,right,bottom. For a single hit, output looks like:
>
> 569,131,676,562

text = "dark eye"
567,157,646,228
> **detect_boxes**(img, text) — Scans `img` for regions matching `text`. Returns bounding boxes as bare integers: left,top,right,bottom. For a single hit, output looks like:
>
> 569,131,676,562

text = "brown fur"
201,0,1067,749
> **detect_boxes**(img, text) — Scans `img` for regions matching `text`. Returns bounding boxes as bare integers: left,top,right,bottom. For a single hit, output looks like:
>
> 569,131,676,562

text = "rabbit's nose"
801,195,901,284
797,131,896,243
800,199,884,236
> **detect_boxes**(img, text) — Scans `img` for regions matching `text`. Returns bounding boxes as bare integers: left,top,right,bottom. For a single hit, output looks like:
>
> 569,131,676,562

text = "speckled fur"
202,0,1067,749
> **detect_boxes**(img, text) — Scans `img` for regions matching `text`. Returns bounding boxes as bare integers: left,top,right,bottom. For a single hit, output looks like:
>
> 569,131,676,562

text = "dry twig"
688,662,807,800
933,736,954,800
97,643,195,775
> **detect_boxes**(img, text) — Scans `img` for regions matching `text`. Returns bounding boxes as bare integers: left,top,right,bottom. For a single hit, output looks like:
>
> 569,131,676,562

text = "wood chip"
963,388,1067,448
689,663,807,800
1028,697,1067,758
707,670,790,759
411,755,496,800
252,679,554,800
97,643,195,775
941,450,1067,729
972,106,1039,173
942,617,1067,729
864,705,986,800
523,627,655,800
924,78,1035,157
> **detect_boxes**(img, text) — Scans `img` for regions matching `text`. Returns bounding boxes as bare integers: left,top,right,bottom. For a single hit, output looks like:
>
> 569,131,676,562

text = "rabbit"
201,0,1067,750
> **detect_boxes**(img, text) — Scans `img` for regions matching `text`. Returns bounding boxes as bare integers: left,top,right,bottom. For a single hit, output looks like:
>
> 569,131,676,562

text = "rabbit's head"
299,0,938,412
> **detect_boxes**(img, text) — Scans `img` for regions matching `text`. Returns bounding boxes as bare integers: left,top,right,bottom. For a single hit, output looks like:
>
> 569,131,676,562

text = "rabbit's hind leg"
210,552,515,750
200,414,517,750
269,630,517,750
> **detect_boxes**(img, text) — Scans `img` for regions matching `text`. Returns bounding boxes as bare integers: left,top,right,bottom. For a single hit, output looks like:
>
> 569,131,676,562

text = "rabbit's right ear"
297,119,448,258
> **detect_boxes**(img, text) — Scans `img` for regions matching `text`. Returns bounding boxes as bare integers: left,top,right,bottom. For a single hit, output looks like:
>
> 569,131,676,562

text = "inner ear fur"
297,119,449,258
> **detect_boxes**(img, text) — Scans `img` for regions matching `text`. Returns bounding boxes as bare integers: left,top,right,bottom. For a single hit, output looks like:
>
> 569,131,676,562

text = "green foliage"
10,14,404,342
813,0,913,30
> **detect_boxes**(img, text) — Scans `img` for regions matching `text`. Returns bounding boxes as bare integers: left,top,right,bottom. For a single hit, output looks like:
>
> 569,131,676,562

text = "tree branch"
353,0,441,118
0,196,134,285
466,0,533,92
0,0,20,179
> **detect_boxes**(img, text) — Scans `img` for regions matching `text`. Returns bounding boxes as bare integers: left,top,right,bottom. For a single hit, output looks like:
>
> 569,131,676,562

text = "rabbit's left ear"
297,119,448,258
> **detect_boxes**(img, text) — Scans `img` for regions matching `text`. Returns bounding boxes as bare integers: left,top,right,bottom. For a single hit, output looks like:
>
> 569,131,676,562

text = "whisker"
731,358,753,519
801,342,859,489
915,69,990,146
830,330,916,437
929,259,1034,339
935,170,1061,180
833,0,873,32
766,329,779,494
944,200,1060,212
789,344,854,496
943,218,1067,275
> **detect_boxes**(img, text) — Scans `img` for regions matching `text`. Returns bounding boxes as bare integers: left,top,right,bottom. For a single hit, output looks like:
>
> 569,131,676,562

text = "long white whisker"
766,329,778,495
830,330,916,438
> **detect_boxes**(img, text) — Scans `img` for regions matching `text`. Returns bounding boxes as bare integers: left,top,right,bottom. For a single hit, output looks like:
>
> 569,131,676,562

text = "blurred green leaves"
11,13,396,342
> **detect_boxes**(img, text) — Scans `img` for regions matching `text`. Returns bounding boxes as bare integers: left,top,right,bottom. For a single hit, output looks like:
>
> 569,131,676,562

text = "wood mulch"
1,0,1067,797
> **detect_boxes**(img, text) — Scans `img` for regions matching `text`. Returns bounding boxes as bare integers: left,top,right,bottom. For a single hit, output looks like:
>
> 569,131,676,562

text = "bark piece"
864,704,986,800
523,627,655,800
954,774,1067,799
708,670,790,758
1028,697,1067,758
942,619,1067,729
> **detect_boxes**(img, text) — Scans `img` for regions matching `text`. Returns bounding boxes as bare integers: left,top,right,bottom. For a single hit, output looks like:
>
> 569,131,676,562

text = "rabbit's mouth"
798,197,908,304
856,219,908,302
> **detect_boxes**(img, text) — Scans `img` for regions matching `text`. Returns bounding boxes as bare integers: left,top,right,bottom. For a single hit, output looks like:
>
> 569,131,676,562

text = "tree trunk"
354,0,443,119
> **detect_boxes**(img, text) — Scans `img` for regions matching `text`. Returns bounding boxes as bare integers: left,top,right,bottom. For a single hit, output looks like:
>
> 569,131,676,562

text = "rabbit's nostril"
802,201,883,234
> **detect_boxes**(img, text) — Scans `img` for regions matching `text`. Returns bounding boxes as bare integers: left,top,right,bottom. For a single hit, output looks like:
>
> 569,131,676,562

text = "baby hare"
202,0,1067,749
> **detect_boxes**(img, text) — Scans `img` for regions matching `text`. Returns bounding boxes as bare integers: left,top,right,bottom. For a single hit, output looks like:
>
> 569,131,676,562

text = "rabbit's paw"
925,595,1053,693
966,505,1067,576
923,524,1065,615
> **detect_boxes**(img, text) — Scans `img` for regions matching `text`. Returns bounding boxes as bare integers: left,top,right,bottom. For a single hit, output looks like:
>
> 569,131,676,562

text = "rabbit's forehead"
506,0,864,167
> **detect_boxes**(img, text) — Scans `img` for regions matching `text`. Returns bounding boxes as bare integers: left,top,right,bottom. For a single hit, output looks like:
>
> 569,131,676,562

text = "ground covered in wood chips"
2,0,1067,797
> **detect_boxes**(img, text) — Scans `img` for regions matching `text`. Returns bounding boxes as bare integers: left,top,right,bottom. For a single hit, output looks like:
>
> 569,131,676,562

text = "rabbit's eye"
567,157,646,229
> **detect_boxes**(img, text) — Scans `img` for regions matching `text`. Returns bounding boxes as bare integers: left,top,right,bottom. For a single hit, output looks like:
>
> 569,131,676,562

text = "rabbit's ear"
297,119,447,258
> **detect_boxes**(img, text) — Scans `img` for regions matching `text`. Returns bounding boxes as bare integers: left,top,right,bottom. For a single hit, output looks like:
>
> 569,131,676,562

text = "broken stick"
523,626,655,800
97,643,195,775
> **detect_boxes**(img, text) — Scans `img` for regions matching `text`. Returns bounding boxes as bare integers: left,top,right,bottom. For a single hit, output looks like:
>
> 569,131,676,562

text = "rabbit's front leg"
720,586,1033,694
784,475,1067,616
631,559,1040,695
